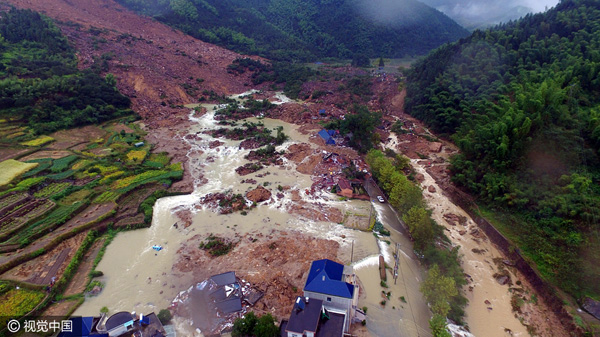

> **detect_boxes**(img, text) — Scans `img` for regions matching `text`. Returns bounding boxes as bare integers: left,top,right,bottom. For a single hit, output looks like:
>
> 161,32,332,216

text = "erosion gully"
75,91,432,337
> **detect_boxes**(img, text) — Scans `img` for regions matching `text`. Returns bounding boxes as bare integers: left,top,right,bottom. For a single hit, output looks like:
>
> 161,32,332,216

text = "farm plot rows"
0,119,182,321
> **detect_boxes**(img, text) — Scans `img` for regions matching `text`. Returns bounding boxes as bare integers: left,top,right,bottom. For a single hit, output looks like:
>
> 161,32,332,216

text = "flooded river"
410,158,528,337
76,92,421,336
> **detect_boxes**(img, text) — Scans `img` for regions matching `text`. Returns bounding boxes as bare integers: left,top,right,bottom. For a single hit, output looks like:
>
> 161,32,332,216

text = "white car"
377,196,385,203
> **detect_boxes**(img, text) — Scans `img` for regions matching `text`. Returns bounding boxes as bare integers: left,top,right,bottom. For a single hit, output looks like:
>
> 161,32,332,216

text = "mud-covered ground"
173,230,339,321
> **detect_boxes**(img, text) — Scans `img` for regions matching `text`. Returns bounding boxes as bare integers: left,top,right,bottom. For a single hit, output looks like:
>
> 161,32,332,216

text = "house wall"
304,291,352,332
339,188,353,198
287,332,302,337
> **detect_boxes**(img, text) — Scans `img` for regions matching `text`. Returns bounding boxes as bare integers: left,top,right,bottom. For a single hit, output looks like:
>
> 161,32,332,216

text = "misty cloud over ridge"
419,0,560,29
352,0,457,27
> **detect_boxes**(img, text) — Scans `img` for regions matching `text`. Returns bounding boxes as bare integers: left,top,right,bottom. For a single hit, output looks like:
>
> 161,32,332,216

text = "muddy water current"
76,92,421,337
410,159,528,337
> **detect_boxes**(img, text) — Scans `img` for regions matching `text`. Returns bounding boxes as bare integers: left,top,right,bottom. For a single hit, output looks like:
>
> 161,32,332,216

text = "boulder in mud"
428,185,436,193
429,142,443,153
496,275,510,285
414,173,425,183
246,186,272,203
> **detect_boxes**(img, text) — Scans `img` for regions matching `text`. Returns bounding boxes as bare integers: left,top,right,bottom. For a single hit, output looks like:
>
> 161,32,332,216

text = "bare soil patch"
1,231,88,285
47,125,107,150
0,147,31,161
41,299,81,317
20,150,72,161
63,239,104,297
5,0,258,129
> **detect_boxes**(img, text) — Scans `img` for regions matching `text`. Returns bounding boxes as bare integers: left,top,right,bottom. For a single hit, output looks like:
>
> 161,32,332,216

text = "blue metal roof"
304,259,354,299
318,130,336,145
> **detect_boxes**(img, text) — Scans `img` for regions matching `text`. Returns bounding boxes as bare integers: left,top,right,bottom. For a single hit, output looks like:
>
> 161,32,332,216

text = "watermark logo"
6,319,20,333
2,317,77,335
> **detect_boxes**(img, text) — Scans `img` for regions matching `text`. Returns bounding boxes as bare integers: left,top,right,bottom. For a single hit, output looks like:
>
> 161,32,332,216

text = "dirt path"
63,239,104,297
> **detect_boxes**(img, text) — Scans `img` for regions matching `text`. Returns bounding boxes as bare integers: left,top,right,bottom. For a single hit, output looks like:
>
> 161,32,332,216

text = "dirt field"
63,239,104,297
20,150,72,161
0,203,115,271
0,147,32,161
1,231,88,285
41,299,81,317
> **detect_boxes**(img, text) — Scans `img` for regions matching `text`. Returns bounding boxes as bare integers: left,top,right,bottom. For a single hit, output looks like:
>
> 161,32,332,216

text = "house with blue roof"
303,259,359,332
318,129,336,145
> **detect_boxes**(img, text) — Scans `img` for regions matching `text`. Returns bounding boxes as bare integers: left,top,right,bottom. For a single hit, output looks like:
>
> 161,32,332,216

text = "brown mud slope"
5,0,257,128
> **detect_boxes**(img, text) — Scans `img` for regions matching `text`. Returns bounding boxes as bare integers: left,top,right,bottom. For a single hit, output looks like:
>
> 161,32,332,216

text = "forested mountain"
114,0,469,61
405,0,600,299
0,8,131,134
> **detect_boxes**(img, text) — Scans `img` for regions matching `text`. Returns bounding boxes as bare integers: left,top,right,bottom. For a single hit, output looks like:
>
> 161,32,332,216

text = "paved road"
362,178,432,337
364,177,410,237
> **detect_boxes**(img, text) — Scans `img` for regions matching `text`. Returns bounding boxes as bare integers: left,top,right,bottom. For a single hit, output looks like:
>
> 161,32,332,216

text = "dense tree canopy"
115,0,469,61
0,9,131,134
405,0,600,298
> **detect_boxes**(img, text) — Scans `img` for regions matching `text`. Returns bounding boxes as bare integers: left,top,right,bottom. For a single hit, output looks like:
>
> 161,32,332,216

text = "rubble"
246,186,272,203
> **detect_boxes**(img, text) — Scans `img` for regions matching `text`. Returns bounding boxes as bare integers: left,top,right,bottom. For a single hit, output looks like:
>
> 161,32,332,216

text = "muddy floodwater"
76,92,422,336
411,159,528,337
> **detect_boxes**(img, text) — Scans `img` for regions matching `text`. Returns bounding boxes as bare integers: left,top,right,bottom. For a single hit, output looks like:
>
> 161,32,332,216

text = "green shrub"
157,309,172,325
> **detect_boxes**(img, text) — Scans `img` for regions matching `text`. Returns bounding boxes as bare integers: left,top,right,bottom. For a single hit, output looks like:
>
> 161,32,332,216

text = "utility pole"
394,243,400,285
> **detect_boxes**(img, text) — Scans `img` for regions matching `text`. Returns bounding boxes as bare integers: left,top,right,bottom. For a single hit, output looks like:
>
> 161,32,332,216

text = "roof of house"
210,271,236,286
286,297,323,334
318,129,332,141
105,312,134,331
337,179,352,190
317,311,345,337
304,259,354,299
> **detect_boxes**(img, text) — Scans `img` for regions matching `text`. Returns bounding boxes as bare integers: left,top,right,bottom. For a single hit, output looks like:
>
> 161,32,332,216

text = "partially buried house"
282,259,359,336
284,297,345,337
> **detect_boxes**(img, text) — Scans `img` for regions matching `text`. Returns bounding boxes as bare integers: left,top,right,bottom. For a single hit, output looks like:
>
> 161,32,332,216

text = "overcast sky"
523,0,560,12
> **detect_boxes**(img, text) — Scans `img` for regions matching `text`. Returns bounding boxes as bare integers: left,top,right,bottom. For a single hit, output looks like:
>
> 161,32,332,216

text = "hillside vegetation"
0,8,131,134
115,0,469,61
405,0,600,300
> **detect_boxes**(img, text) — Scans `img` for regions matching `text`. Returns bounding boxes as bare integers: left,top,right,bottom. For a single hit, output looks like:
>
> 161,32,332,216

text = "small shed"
134,142,145,147
318,129,336,145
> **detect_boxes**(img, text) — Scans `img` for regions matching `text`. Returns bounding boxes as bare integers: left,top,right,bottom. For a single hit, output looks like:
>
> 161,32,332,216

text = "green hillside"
115,0,469,61
0,9,131,134
405,0,600,299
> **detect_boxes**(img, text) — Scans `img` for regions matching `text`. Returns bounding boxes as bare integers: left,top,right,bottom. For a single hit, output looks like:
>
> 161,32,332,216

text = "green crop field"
0,160,38,187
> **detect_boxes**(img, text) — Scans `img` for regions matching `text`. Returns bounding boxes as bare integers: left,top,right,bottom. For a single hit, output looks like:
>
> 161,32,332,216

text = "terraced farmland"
0,118,181,326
